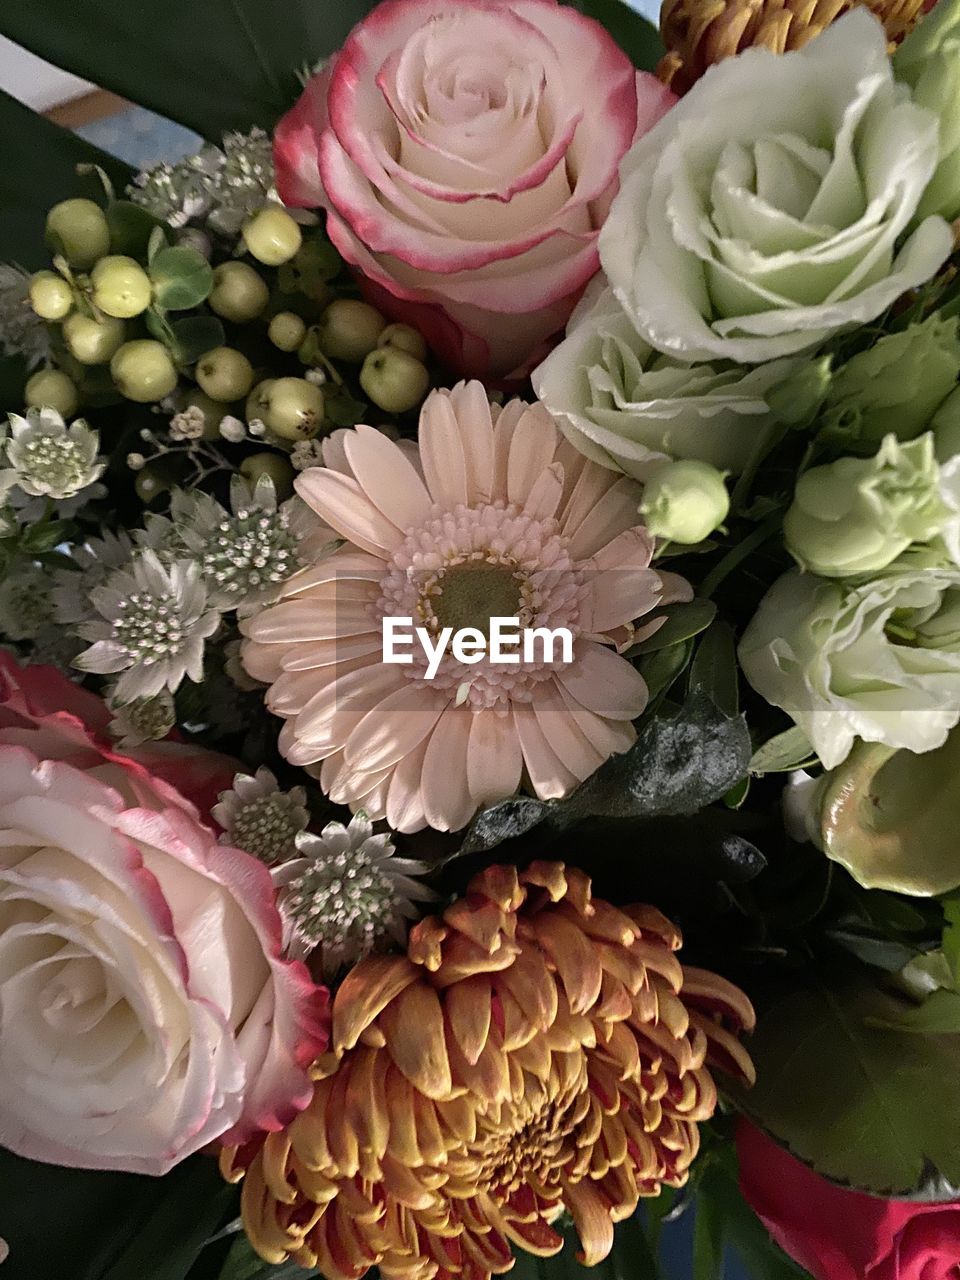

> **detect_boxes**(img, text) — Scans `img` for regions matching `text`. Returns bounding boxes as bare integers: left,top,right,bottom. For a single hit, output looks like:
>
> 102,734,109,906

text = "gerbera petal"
522,462,564,521
557,643,649,721
292,662,407,753
419,390,468,508
295,469,404,556
343,425,433,533
511,702,579,800
420,702,476,832
386,739,430,833
531,684,606,781
553,681,637,758
507,404,558,507
447,381,495,504
344,685,448,772
567,478,644,561
466,708,523,808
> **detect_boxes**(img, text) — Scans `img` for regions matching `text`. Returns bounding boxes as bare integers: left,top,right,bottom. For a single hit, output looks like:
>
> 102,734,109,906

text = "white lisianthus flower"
600,11,953,364
532,282,804,478
739,558,960,769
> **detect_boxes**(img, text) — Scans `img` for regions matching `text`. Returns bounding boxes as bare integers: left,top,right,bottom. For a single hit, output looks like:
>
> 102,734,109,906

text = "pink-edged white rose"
274,0,674,379
0,654,329,1175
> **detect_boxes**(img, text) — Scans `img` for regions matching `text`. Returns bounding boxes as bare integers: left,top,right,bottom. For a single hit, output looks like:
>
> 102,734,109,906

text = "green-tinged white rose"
531,282,804,478
895,0,960,223
785,731,960,896
784,433,960,576
0,407,105,500
601,11,952,365
823,316,960,451
639,460,730,543
934,385,960,461
739,559,960,769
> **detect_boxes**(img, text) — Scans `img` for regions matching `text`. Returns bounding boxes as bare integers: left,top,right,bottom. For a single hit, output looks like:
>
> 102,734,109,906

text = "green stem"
699,509,784,601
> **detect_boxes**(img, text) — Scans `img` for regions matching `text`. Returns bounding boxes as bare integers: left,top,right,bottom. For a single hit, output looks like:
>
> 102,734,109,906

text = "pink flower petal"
466,707,524,807
420,701,476,831
295,468,404,557
557,642,649,721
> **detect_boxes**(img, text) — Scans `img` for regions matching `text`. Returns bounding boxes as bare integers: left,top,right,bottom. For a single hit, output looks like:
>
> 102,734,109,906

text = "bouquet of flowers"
3,0,960,1276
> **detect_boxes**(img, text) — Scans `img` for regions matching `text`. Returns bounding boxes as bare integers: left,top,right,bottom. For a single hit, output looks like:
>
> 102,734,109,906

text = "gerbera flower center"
429,561,524,638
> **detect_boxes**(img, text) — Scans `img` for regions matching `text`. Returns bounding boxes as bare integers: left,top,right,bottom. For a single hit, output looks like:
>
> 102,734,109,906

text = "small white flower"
274,813,435,978
108,690,177,747
0,408,105,501
74,550,220,701
305,368,326,386
0,263,50,366
290,439,326,472
52,529,135,626
0,563,55,642
127,452,147,471
212,767,309,864
168,405,206,441
218,415,246,443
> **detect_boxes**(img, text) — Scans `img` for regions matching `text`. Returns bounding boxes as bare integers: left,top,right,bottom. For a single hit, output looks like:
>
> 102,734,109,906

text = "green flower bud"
317,299,385,363
184,390,228,441
360,346,430,414
246,379,275,425
209,261,270,324
825,315,960,451
63,312,126,366
195,347,255,403
784,434,950,577
24,368,79,419
45,198,110,270
29,270,73,321
134,468,170,504
268,311,307,353
265,376,325,440
90,255,153,319
240,451,295,499
377,322,428,362
242,206,303,267
638,460,729,543
111,340,179,403
896,0,960,222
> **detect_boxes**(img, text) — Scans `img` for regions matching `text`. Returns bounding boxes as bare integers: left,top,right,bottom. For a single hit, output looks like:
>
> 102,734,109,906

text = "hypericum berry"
360,346,430,414
182,390,228,441
24,368,79,418
208,261,269,324
242,206,303,267
110,340,179,403
90,255,153,319
63,312,125,366
195,346,255,403
240,450,295,499
377,322,427,362
29,271,73,321
317,299,385,363
133,468,169,504
268,311,307,353
245,379,275,425
45,198,110,270
264,376,325,440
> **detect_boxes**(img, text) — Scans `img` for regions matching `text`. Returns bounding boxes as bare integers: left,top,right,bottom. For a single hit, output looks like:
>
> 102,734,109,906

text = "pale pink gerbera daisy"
241,383,691,833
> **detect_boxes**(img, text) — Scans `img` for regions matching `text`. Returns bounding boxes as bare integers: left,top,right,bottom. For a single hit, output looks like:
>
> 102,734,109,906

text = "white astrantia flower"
274,813,435,979
52,528,136,626
108,690,177,747
138,475,306,613
0,408,105,501
0,264,50,366
601,10,953,365
532,280,805,478
0,562,56,642
74,550,220,701
739,555,960,769
212,767,309,865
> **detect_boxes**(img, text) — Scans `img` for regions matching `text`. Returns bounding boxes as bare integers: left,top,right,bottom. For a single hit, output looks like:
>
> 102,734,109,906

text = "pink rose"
0,654,329,1175
274,0,674,379
738,1121,960,1280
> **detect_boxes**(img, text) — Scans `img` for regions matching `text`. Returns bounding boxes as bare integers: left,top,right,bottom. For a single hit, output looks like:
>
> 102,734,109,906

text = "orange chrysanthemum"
222,862,755,1279
658,0,926,94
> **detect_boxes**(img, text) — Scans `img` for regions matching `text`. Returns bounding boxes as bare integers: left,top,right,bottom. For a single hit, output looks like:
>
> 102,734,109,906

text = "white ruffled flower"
0,408,105,501
275,813,434,978
74,550,220,701
601,11,953,364
212,767,309,865
740,557,960,769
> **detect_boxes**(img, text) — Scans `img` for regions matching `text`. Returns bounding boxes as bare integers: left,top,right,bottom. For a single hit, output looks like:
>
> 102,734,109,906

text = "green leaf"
107,201,169,261
943,895,960,986
689,621,738,717
170,315,227,365
570,0,664,71
749,726,817,776
0,0,379,141
628,599,717,655
461,691,751,854
150,246,215,311
217,1234,320,1280
20,518,74,554
734,973,960,1196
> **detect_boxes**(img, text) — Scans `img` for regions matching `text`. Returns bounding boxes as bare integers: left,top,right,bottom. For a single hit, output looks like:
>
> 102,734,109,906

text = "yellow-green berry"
246,379,275,425
196,346,255,403
378,322,427,362
90,255,153,319
242,206,303,267
29,271,73,321
268,311,307,353
209,261,270,324
360,346,430,414
240,451,295,499
264,376,326,440
24,368,79,418
111,340,179,403
317,299,385,363
134,468,170,504
45,198,110,270
63,312,125,365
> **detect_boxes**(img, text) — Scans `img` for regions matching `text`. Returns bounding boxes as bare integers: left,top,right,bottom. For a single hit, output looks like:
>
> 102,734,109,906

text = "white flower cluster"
0,408,104,503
